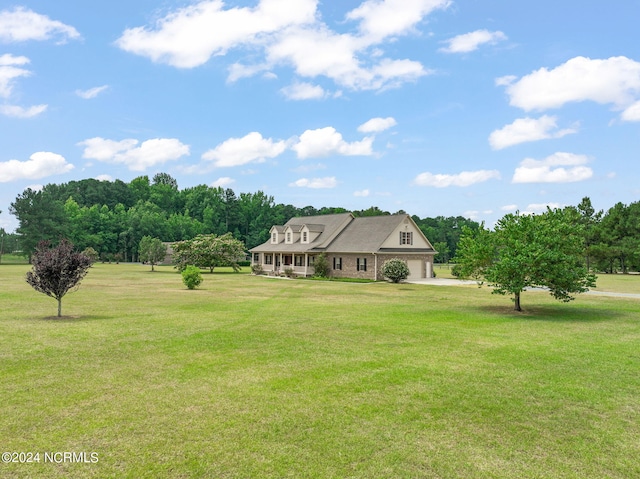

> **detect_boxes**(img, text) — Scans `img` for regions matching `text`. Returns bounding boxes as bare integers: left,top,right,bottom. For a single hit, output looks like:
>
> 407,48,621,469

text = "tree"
182,265,203,289
172,233,245,272
454,209,596,311
138,236,167,271
313,253,330,278
26,239,92,317
381,258,410,283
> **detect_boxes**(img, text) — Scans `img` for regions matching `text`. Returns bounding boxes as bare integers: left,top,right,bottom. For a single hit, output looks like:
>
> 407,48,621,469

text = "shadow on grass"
37,315,113,322
478,303,626,322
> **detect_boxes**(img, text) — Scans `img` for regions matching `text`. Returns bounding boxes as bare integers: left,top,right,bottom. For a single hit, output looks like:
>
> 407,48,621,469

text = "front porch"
252,252,316,277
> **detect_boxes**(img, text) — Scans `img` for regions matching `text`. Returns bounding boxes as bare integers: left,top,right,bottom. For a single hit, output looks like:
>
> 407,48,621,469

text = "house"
249,213,437,280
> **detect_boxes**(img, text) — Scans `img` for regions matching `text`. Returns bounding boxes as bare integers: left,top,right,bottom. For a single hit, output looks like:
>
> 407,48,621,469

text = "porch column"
304,253,308,276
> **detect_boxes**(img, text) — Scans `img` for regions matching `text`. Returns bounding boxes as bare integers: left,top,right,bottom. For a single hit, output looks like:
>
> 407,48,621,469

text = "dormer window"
302,231,308,242
286,232,292,243
271,232,277,243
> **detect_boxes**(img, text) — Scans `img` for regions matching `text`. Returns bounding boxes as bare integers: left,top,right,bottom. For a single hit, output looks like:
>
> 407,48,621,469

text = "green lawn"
1,263,639,478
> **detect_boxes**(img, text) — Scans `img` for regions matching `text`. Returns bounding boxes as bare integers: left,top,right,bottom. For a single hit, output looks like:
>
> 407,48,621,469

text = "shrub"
313,253,330,278
82,247,99,263
283,267,294,278
381,258,410,283
181,265,203,290
251,264,264,275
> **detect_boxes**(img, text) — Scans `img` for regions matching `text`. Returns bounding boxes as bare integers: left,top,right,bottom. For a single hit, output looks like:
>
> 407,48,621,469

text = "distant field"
1,263,639,478
0,253,28,264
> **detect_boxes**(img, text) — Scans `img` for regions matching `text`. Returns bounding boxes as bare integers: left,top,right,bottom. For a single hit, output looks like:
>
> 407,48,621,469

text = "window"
333,257,342,270
400,231,413,245
265,254,273,265
302,231,308,242
286,232,292,243
357,258,367,271
253,253,259,262
294,255,304,267
307,256,315,266
271,232,277,243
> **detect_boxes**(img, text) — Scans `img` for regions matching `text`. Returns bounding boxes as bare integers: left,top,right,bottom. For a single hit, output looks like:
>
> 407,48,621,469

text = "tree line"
6,173,480,262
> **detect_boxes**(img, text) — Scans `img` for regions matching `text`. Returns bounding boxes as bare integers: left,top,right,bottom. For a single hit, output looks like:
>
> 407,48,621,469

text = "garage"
406,259,424,280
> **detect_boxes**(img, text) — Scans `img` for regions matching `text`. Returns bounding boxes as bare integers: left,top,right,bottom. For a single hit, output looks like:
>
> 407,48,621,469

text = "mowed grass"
1,264,639,478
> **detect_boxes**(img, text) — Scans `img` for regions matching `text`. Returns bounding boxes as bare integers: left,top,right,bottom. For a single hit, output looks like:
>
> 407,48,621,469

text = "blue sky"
1,0,639,233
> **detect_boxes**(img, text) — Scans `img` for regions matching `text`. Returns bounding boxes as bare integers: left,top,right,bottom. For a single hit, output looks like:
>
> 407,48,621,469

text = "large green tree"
138,236,167,271
172,233,245,273
454,208,596,311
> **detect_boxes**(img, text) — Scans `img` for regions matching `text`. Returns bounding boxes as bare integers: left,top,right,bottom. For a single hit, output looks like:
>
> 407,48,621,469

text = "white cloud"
357,116,397,133
280,81,327,100
292,127,374,159
440,29,507,54
76,85,109,99
79,137,190,171
0,53,31,98
95,174,113,181
500,56,640,115
354,189,370,197
622,100,640,121
501,204,518,211
210,176,235,187
346,0,451,41
289,176,337,188
489,115,578,149
0,152,74,182
116,0,442,92
0,7,80,43
512,152,593,184
0,104,47,118
202,132,287,167
116,0,317,68
413,169,501,187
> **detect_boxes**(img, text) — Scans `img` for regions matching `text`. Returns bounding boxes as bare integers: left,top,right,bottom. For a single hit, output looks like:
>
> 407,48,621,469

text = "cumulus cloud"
292,127,374,159
440,29,507,54
79,137,190,171
0,53,31,98
95,174,113,181
202,132,287,167
280,81,327,100
116,0,317,68
512,152,593,184
210,176,235,187
501,204,518,211
76,85,109,99
354,189,370,197
0,6,80,43
498,56,640,115
622,100,640,121
0,151,74,182
489,115,578,149
0,104,47,118
116,0,445,91
289,176,337,188
357,116,397,133
413,169,501,187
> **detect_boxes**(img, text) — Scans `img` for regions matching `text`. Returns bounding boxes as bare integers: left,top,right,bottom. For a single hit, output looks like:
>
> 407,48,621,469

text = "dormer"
270,225,284,244
300,224,324,244
283,225,301,244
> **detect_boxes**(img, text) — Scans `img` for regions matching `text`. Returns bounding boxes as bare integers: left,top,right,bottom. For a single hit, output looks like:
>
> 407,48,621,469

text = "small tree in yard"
139,236,167,271
182,265,203,289
26,239,92,317
382,258,410,283
454,208,596,311
313,253,330,278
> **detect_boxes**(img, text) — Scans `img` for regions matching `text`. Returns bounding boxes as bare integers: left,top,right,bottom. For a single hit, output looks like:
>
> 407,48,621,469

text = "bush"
381,258,410,283
283,267,294,278
82,247,99,263
251,264,264,275
313,253,330,278
181,265,203,290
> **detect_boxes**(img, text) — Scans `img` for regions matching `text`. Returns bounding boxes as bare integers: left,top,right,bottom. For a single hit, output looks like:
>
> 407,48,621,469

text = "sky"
1,0,639,233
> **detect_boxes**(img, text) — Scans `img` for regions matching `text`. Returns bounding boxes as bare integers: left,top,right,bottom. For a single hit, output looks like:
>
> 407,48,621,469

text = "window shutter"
363,258,367,271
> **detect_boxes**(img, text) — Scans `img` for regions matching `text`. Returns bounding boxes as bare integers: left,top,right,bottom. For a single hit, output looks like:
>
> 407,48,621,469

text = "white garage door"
406,260,423,280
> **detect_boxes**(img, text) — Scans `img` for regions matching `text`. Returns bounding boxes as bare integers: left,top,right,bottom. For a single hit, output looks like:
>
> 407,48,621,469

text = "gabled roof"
250,213,353,253
250,212,435,255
